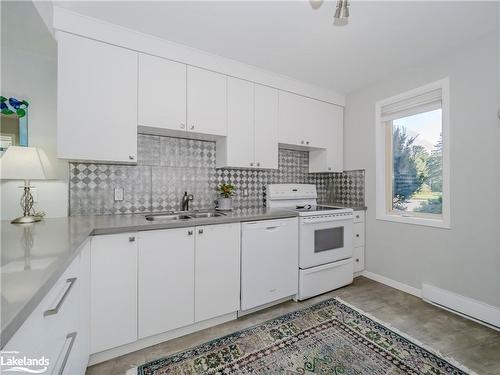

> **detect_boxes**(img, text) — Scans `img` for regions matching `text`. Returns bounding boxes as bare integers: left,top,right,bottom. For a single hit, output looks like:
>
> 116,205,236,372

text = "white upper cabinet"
224,77,255,168
138,228,195,339
57,32,138,163
254,84,279,169
195,223,240,322
278,91,334,149
278,91,306,147
309,105,344,172
138,54,187,132
187,66,227,136
219,80,278,169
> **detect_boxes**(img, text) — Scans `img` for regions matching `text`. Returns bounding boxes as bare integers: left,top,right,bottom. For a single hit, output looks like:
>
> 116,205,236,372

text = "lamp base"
11,215,42,224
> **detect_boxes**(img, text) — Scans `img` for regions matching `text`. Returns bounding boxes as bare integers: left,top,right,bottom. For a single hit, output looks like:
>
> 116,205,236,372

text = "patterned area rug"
134,298,476,375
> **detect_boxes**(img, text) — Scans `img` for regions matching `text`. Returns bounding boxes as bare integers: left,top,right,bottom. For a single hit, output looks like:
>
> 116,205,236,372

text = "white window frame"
375,78,450,229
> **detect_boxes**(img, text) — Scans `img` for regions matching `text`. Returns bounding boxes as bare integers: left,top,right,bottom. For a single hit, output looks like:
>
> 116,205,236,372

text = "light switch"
114,187,124,201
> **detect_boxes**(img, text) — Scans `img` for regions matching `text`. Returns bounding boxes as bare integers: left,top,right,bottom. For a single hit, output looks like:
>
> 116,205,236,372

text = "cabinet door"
57,32,138,163
277,91,305,146
187,66,227,136
308,104,344,172
138,228,195,339
353,247,365,273
225,77,254,168
138,54,187,132
326,104,344,172
195,223,240,322
307,100,332,149
254,84,278,169
90,233,137,353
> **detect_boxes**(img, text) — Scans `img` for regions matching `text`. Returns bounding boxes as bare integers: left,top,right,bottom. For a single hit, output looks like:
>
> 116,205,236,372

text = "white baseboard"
422,284,500,330
88,312,237,366
361,271,422,297
360,271,500,331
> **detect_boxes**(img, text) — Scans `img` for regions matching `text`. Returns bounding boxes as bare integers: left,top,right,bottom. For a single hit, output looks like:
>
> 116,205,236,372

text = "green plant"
217,183,235,198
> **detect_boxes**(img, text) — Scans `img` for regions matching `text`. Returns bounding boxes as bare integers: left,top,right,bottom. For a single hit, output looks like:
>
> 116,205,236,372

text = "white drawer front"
353,247,365,273
353,211,365,223
298,258,353,300
4,254,82,375
353,222,365,247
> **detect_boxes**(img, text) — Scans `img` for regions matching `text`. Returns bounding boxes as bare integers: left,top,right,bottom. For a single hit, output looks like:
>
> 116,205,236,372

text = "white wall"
344,32,500,308
1,2,68,219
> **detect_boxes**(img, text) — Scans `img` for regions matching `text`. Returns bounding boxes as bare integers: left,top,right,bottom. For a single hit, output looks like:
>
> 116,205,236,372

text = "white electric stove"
267,184,354,300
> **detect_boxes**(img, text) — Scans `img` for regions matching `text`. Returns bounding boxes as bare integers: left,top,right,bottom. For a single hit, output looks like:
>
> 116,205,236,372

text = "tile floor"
86,277,500,375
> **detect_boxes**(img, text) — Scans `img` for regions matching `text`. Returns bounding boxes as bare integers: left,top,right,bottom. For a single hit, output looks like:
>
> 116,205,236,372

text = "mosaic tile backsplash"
69,134,364,215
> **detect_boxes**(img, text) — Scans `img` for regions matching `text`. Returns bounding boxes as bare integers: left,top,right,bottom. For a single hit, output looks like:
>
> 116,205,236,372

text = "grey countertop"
1,207,297,348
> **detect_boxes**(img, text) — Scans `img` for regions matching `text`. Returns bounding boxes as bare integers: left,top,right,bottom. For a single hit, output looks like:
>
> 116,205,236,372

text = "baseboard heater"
422,283,500,330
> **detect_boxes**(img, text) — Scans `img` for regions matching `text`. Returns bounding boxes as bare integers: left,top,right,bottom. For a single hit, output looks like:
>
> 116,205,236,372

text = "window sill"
376,213,450,229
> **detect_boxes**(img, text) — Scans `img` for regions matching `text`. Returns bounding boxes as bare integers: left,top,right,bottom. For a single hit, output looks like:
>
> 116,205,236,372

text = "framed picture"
0,96,29,152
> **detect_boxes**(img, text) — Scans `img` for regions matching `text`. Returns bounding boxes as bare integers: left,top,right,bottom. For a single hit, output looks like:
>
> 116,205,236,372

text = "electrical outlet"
243,189,249,197
114,187,124,201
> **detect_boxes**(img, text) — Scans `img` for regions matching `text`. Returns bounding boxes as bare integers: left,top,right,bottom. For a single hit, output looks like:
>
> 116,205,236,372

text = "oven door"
299,217,353,269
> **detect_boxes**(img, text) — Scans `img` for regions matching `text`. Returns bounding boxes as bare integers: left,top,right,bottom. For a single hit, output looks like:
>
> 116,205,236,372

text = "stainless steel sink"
189,212,225,218
145,213,192,221
145,210,225,221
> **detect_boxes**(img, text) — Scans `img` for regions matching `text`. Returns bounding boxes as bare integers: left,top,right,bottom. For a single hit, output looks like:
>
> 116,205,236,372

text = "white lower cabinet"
195,223,241,322
88,223,240,357
352,211,366,273
138,228,195,339
90,233,138,354
4,243,90,375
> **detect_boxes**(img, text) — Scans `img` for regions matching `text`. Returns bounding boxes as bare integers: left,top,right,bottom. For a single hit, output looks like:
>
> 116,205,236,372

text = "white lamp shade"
0,146,56,180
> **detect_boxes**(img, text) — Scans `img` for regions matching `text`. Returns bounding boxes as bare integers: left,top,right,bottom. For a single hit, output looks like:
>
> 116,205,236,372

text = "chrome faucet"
181,192,194,211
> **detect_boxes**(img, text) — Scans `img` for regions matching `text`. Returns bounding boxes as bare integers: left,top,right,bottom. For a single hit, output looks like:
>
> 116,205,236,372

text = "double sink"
145,210,226,221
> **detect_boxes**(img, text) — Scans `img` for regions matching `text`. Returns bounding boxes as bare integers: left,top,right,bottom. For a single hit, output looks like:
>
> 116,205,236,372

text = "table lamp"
1,146,55,223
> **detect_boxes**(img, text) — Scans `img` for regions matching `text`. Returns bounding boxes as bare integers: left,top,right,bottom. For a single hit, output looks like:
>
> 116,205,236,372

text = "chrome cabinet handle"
190,125,195,130
129,236,136,242
301,140,305,144
129,155,135,160
250,162,254,167
44,278,77,317
328,167,332,171
256,162,260,167
356,234,360,238
57,332,77,375
180,123,185,129
356,258,359,262
306,141,310,145
188,230,193,235
198,228,204,234
356,215,360,219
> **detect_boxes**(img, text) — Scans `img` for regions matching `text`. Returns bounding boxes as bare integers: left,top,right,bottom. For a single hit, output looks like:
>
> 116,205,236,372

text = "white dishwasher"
241,217,298,311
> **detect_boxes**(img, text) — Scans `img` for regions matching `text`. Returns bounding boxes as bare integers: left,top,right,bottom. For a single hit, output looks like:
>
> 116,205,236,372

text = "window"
376,79,450,228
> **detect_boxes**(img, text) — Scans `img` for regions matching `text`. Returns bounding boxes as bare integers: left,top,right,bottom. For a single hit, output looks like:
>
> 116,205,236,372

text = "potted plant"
216,183,235,211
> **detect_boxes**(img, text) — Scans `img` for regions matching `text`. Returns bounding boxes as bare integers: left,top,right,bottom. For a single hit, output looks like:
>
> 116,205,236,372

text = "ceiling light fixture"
334,0,350,20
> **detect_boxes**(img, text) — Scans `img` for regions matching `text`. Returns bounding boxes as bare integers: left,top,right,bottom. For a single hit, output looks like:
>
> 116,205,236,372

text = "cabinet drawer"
353,222,365,247
353,247,365,273
353,211,365,223
4,254,81,374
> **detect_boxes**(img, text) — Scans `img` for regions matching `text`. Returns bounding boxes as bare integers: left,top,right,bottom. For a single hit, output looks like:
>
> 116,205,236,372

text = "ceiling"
55,1,498,94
